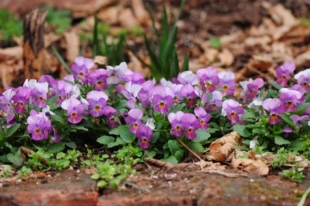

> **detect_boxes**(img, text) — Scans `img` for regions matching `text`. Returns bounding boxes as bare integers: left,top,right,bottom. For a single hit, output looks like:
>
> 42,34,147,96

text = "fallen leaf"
94,56,108,68
131,0,150,26
119,8,139,30
217,48,234,67
97,6,119,25
230,157,269,176
206,131,241,162
64,31,80,64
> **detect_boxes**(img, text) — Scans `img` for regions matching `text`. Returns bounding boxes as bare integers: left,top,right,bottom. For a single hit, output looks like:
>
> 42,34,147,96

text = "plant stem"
176,138,203,161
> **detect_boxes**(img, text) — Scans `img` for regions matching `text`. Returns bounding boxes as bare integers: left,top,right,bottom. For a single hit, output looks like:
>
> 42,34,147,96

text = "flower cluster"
1,58,310,153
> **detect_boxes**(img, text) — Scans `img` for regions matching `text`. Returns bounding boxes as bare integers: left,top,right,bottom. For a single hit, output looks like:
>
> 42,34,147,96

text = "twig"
124,181,151,193
176,138,203,161
202,170,249,178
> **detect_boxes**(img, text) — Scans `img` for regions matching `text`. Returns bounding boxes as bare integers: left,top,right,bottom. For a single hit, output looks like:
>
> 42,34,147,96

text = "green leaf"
52,115,65,124
7,152,23,166
268,80,283,90
190,142,204,152
243,110,257,120
208,37,221,49
279,114,295,128
297,186,310,206
274,135,290,145
97,180,107,188
109,127,120,135
119,125,135,143
293,103,310,115
107,137,125,148
168,103,186,114
65,141,77,149
5,124,21,138
175,150,185,162
47,142,65,153
193,130,211,142
145,150,156,158
51,46,71,74
91,173,100,180
162,155,178,165
182,54,189,72
97,136,115,145
233,124,251,137
168,140,181,154
289,139,304,151
72,126,88,131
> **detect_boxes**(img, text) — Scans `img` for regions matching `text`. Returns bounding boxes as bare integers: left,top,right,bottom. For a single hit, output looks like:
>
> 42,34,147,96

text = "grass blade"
51,46,71,74
182,54,189,72
298,186,310,206
92,15,99,58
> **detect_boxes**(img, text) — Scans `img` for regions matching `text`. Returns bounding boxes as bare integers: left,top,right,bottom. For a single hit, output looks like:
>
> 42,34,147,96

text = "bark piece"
23,9,47,80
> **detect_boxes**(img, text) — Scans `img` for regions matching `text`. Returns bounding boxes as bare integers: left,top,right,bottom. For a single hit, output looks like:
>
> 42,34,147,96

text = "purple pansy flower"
196,67,220,92
276,62,295,86
203,91,223,111
168,111,185,137
279,88,303,112
240,78,264,103
122,81,142,109
138,80,156,107
290,114,309,125
177,71,198,85
218,71,235,96
135,124,152,149
71,56,94,83
151,86,175,114
61,96,85,124
87,91,108,117
181,113,199,139
125,108,143,134
88,69,108,90
194,107,211,130
106,62,133,84
262,98,284,125
0,88,16,113
23,79,48,108
180,84,197,108
222,99,245,125
294,69,310,92
27,110,52,141
55,80,74,104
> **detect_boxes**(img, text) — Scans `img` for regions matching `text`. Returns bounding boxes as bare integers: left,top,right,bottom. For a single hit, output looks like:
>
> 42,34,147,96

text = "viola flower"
180,84,197,108
42,105,55,116
55,80,74,104
39,75,58,98
240,78,264,103
181,113,199,139
151,86,175,114
138,80,156,107
122,81,142,109
87,91,108,117
177,71,198,85
196,67,220,92
222,99,245,125
294,69,310,92
88,69,108,91
6,113,16,127
0,88,16,113
103,106,119,128
194,107,211,130
203,91,223,111
27,110,52,141
218,71,235,96
106,62,133,84
51,127,61,143
71,56,94,83
168,111,185,137
126,72,145,84
61,96,85,124
276,62,295,86
135,124,152,149
145,117,155,130
24,79,49,108
11,95,26,114
262,98,284,125
279,88,303,112
125,108,143,134
290,114,309,125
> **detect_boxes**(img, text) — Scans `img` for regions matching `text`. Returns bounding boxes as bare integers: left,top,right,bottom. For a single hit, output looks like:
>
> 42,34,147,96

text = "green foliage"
272,148,288,168
141,0,188,80
88,145,142,189
17,166,32,178
0,9,23,41
281,167,305,183
208,37,221,49
92,17,126,65
43,6,72,34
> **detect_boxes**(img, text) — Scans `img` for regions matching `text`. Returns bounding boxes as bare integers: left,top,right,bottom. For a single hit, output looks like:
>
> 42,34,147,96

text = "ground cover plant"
1,55,310,188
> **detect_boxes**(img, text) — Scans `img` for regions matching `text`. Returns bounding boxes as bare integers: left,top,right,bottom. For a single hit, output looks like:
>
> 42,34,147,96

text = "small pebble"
76,169,80,173
250,179,255,182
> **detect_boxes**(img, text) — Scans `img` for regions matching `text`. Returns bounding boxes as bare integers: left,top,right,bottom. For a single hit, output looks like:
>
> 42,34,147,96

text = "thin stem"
176,137,203,161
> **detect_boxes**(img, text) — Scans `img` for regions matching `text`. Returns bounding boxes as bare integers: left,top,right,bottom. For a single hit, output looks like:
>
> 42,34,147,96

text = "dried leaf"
230,157,269,176
94,56,108,68
97,6,119,25
119,8,139,30
206,131,241,162
217,48,234,67
64,31,80,64
131,0,150,26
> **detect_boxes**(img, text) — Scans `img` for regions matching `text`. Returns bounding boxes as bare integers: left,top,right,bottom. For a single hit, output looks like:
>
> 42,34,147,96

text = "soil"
1,0,310,205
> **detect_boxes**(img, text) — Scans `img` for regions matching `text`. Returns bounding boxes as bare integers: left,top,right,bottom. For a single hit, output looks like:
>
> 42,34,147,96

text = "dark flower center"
133,123,139,129
79,72,84,78
18,102,24,108
176,125,181,131
270,113,277,121
71,112,77,118
95,105,100,111
281,75,286,82
188,128,193,134
38,96,44,102
200,120,205,126
159,102,165,109
223,85,228,92
205,82,212,89
97,81,103,86
303,82,308,88
211,104,217,109
35,128,41,135
230,112,236,119
286,101,293,107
